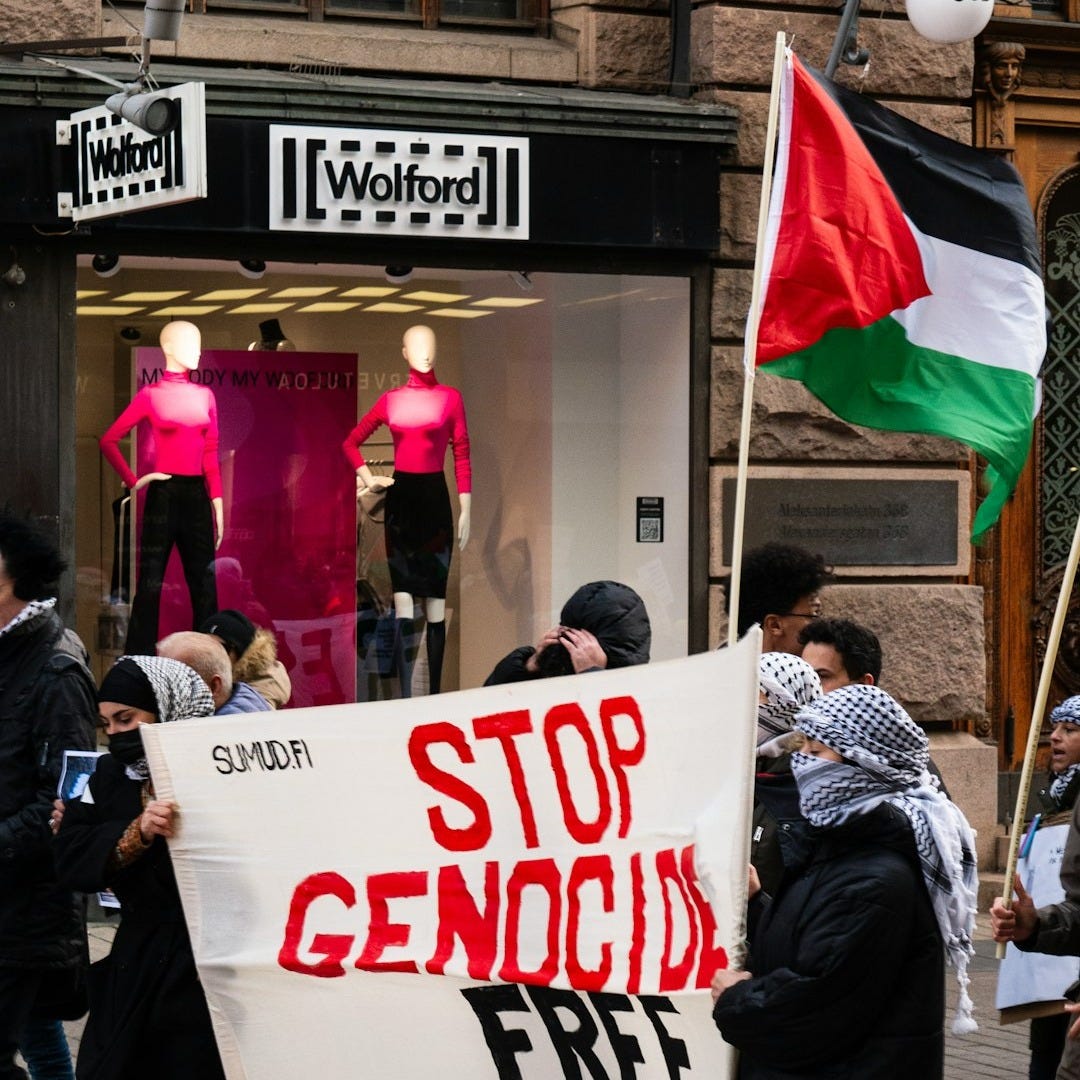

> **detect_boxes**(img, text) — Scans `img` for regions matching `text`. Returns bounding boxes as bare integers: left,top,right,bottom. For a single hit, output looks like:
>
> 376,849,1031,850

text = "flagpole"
996,508,1080,960
728,30,787,647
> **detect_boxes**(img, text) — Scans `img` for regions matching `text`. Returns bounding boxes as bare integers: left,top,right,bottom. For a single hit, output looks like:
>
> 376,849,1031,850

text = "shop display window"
75,259,690,705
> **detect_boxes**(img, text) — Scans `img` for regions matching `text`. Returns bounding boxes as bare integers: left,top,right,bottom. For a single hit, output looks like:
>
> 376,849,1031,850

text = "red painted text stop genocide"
277,694,728,991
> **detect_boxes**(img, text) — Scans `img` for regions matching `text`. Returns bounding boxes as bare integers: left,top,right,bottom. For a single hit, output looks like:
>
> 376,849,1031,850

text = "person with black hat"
483,581,651,685
200,608,291,709
53,655,226,1080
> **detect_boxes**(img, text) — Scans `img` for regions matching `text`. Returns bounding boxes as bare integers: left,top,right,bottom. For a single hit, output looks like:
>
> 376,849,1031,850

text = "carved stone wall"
2,0,100,43
697,0,987,739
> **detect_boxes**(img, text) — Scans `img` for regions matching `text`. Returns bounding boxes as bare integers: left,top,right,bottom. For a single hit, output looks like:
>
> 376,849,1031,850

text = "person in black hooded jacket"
483,581,650,685
712,685,979,1079
0,511,97,1080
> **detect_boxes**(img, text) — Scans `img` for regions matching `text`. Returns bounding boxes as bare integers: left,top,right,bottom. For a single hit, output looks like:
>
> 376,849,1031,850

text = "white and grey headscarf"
0,597,56,639
790,684,979,1035
757,652,823,756
100,654,214,780
1050,696,1080,803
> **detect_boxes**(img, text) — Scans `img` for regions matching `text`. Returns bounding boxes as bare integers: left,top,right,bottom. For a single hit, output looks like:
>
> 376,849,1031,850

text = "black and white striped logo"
67,82,206,225
269,126,529,239
75,108,185,210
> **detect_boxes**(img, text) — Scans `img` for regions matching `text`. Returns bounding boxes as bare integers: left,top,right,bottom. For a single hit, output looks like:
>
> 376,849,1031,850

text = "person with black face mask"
53,655,226,1080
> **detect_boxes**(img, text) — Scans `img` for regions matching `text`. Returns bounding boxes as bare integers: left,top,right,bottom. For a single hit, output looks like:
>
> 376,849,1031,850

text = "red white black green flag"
756,51,1046,540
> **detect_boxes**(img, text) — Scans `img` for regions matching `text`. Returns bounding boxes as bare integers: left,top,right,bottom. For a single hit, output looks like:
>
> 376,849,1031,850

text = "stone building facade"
2,0,1049,860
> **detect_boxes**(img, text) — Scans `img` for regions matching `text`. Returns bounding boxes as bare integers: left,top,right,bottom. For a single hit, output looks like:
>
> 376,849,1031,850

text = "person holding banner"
993,696,1080,1080
712,684,979,1077
53,655,225,1080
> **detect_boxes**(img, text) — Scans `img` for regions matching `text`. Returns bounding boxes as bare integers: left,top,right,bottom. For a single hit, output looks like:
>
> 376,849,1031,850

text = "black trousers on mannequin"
125,476,217,655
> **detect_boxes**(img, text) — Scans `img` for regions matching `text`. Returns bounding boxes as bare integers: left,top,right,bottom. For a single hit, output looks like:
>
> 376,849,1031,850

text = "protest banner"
141,637,760,1079
997,820,1080,1013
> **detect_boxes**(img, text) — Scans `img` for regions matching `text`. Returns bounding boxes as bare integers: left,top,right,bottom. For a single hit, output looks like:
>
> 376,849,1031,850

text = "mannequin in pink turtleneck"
343,325,471,696
100,321,224,654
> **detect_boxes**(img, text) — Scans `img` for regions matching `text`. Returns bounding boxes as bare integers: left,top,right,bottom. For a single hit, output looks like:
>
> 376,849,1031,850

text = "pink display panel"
133,349,358,707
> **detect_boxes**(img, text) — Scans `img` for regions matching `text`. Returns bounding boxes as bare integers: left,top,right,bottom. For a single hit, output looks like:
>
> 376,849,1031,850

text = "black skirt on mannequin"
384,471,452,599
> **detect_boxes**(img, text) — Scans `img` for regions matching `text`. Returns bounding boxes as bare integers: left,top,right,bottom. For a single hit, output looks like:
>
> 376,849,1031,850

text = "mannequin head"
402,325,436,375
160,320,202,373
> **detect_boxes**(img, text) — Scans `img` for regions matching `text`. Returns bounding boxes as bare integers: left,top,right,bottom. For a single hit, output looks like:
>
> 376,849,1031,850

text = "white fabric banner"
997,821,1080,1010
141,638,760,1079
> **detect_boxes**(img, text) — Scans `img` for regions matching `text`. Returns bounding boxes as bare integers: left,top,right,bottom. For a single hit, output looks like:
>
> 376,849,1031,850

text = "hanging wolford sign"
62,82,207,224
269,125,529,239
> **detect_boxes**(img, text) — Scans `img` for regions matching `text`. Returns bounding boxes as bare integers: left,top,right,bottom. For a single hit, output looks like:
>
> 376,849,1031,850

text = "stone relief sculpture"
979,41,1026,104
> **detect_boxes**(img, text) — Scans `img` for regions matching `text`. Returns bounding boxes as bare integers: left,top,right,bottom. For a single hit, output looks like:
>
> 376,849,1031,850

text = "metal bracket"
55,120,71,146
57,192,73,218
825,0,870,79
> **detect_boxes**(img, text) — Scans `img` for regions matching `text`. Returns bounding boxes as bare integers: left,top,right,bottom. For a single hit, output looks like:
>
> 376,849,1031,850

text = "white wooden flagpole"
996,508,1080,959
728,31,787,647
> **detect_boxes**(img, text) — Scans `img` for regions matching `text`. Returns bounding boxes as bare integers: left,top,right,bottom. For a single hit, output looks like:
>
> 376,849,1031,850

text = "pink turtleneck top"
99,370,223,498
343,369,472,493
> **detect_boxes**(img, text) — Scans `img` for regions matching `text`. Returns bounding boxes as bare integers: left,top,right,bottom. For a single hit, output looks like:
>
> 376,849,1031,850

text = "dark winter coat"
54,754,226,1080
749,758,809,899
713,804,945,1080
485,580,650,685
0,608,96,970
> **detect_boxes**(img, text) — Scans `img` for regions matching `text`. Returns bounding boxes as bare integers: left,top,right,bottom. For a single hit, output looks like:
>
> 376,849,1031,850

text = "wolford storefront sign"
268,124,529,239
63,82,207,224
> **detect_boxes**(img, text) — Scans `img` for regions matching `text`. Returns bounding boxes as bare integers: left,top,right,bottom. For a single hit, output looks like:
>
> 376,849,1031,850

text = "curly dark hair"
0,509,66,601
725,543,831,636
798,617,882,684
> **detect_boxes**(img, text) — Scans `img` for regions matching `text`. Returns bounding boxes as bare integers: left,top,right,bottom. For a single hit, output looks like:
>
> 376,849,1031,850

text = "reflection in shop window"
74,261,690,704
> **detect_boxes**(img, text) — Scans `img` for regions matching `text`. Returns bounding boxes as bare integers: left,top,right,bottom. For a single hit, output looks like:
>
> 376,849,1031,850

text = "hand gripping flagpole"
996,507,1080,959
728,31,787,646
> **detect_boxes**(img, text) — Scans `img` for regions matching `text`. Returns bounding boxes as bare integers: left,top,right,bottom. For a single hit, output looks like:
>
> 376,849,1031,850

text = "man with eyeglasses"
724,543,831,655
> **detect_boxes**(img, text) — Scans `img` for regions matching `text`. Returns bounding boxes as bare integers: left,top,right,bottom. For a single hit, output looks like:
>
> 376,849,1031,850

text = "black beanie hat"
200,609,256,657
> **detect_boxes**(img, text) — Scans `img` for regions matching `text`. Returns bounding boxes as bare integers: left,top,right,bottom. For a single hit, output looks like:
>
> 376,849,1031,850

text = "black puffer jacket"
713,804,944,1079
485,581,650,685
0,607,97,969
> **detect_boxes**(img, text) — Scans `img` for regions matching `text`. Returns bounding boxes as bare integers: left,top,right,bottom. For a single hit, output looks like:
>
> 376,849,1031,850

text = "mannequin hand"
561,627,607,673
525,627,563,674
132,472,172,492
139,799,178,843
457,493,471,551
358,474,395,495
212,497,224,551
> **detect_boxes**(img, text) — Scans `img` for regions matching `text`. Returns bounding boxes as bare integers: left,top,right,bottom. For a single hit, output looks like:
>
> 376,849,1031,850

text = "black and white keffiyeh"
790,684,979,1035
108,654,215,780
756,651,822,756
1050,697,1080,803
1051,762,1080,804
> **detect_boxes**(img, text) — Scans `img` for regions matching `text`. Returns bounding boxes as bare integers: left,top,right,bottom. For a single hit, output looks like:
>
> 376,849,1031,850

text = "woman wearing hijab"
53,656,225,1080
750,653,822,896
713,684,978,1079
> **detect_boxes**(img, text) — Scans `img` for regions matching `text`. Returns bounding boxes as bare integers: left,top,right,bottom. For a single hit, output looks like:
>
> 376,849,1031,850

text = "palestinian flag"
756,51,1046,540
